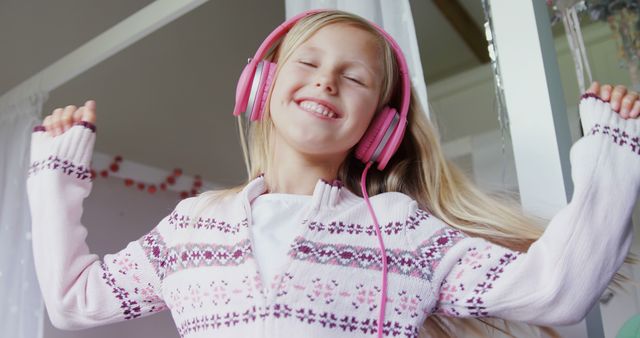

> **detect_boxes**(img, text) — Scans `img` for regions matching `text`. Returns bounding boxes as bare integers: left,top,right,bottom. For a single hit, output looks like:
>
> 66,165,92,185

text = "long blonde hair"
190,9,638,337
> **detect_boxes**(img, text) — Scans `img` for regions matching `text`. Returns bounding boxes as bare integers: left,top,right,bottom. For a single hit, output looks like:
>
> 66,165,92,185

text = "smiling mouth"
296,100,340,119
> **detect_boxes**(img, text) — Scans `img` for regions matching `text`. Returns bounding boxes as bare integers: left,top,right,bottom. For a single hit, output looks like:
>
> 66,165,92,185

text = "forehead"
294,23,383,70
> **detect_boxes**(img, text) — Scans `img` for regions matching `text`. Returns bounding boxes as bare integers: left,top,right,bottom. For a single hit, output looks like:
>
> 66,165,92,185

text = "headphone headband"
233,9,411,123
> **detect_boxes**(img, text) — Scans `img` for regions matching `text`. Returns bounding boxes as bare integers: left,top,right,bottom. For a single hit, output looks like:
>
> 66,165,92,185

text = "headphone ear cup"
233,60,277,121
253,61,277,121
356,106,394,163
233,62,255,117
355,106,406,170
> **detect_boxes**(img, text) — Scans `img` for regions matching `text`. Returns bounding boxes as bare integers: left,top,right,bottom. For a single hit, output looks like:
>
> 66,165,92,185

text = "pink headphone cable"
361,161,388,338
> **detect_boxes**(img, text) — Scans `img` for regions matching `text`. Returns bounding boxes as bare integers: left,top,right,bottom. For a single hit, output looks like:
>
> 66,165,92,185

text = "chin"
295,139,354,159
295,140,334,154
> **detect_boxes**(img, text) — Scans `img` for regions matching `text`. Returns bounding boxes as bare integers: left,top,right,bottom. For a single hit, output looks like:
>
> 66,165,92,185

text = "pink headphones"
232,9,411,171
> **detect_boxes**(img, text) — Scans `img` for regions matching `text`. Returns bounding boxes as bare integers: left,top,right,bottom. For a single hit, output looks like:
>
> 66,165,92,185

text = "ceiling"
1,0,523,186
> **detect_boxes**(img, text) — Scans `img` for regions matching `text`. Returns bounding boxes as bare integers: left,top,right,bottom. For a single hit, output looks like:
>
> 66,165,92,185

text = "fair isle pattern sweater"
27,94,639,338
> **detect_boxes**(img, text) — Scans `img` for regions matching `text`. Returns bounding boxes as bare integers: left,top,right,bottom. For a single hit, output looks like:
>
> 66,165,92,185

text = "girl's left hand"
586,81,640,119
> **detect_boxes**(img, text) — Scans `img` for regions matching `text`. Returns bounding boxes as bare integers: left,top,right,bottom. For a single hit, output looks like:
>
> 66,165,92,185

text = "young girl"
27,9,640,338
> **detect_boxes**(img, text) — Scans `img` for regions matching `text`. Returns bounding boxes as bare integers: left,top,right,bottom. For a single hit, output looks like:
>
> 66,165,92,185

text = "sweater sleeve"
408,94,640,326
26,123,172,330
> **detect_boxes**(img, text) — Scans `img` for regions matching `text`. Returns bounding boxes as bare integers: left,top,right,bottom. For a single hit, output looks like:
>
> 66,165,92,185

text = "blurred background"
1,0,639,337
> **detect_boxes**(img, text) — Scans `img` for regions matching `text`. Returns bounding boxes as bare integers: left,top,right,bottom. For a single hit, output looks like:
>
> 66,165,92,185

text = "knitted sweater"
27,94,640,338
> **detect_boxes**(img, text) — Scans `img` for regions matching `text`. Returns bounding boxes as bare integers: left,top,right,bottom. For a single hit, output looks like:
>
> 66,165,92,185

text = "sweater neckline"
253,193,312,203
242,175,361,210
239,175,363,304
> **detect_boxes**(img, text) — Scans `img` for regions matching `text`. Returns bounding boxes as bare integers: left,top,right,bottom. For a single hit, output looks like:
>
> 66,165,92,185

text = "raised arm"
27,102,171,330
408,86,639,325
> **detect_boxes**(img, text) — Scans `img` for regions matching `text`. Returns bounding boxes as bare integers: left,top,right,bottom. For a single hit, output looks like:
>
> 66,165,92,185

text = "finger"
620,91,638,118
42,114,54,136
601,84,613,101
586,81,599,94
58,104,78,135
60,107,74,133
610,85,628,111
82,100,97,124
72,105,84,123
43,108,61,131
51,108,65,137
629,100,640,119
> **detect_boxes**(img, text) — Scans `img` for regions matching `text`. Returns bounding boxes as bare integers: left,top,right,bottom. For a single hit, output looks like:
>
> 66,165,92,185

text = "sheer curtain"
0,84,48,338
284,0,430,119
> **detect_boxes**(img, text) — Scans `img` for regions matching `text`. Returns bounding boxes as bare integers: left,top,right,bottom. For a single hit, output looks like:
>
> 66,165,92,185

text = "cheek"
353,94,379,124
267,78,297,129
269,72,298,109
345,106,377,142
269,77,285,103
268,82,289,119
349,100,380,142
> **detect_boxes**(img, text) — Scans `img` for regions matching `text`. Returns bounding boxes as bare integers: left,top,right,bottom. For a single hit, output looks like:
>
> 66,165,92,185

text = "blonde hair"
189,9,638,337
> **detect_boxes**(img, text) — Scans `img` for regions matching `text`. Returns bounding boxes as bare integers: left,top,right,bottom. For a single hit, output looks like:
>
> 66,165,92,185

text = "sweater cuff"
579,93,640,156
28,121,97,180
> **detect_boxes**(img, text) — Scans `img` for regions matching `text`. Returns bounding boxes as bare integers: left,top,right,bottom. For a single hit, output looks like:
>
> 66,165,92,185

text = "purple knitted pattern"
319,178,344,188
168,209,249,234
432,250,521,317
589,124,640,155
290,227,465,282
32,121,96,133
579,93,640,155
306,208,430,236
465,252,521,317
164,239,253,277
28,155,91,180
580,92,607,102
176,303,419,338
138,228,169,280
99,262,142,320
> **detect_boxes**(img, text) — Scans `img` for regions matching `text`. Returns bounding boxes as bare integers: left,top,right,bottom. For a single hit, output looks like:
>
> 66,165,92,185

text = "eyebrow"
297,45,379,78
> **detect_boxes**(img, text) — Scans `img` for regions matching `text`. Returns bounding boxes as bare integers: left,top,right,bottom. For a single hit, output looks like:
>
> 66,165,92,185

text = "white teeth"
299,100,338,118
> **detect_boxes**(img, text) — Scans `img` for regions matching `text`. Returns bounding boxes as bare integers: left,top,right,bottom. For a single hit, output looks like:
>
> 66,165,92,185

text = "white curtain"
285,0,431,119
0,84,48,338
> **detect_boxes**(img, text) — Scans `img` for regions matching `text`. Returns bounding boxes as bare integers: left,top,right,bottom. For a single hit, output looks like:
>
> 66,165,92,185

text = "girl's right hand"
43,100,97,137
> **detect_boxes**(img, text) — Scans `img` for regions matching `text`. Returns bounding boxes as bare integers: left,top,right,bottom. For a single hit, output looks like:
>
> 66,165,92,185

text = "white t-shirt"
250,193,312,286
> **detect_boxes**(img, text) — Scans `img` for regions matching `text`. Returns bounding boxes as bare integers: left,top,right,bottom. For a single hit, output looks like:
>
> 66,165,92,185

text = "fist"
42,100,97,137
586,81,640,119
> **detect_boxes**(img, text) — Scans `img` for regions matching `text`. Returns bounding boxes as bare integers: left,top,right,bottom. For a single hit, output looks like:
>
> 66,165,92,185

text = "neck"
265,135,347,195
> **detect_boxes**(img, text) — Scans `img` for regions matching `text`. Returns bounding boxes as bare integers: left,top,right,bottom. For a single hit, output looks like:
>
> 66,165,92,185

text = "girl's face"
269,23,384,160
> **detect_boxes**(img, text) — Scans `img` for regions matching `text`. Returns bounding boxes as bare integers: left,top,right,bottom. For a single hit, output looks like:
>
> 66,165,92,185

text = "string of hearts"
89,155,202,199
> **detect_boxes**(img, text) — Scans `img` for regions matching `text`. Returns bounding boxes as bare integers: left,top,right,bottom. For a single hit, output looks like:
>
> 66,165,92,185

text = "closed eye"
298,61,316,67
345,76,363,85
298,60,364,85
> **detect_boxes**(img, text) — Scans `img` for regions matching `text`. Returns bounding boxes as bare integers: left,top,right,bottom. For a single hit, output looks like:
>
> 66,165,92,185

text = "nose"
314,71,337,94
